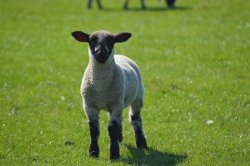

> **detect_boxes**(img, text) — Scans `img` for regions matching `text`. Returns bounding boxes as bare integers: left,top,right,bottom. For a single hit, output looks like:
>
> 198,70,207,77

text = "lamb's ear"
114,32,132,43
71,31,89,42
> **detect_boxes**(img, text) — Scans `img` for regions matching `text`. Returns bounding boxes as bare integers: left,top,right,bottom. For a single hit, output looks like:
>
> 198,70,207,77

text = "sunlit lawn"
0,0,249,165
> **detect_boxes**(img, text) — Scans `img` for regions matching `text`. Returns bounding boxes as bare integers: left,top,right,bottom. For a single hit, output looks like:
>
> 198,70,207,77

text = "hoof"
110,154,120,160
89,151,99,158
110,144,120,160
110,153,120,160
89,144,99,158
136,137,147,150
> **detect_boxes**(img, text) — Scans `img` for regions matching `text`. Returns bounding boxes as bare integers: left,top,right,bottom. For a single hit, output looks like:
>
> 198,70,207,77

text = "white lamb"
72,30,147,160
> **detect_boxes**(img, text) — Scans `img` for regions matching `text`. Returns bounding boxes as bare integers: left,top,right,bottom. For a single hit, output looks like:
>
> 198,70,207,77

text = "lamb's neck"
89,60,116,91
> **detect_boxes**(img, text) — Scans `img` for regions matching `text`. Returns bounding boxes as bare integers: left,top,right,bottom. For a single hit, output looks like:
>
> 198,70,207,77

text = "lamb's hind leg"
130,101,147,149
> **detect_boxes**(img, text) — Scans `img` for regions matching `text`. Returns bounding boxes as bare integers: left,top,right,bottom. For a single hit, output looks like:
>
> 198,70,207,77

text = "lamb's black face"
89,31,115,64
72,30,132,63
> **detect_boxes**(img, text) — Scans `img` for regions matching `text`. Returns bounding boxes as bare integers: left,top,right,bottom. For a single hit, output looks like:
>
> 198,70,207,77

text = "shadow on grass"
103,6,191,12
120,144,187,166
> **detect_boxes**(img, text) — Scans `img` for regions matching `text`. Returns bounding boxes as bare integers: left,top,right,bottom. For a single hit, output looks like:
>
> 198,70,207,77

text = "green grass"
0,0,249,165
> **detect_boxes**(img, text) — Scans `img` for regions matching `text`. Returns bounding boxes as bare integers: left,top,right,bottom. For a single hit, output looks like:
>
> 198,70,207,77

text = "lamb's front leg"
108,109,123,160
84,106,100,158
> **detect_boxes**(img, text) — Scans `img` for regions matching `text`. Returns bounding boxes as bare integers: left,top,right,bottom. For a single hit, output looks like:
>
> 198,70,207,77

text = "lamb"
71,30,147,160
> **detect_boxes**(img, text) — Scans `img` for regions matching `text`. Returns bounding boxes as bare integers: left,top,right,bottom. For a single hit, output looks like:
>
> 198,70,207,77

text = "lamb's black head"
72,30,132,64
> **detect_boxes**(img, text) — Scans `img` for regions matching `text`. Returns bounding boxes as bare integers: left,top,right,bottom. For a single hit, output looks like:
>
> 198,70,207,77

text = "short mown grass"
0,0,249,165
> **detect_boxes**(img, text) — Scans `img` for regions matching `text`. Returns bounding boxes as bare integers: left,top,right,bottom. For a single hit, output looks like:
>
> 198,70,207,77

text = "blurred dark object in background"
87,0,103,9
166,0,176,9
87,0,176,10
124,0,146,10
124,0,176,10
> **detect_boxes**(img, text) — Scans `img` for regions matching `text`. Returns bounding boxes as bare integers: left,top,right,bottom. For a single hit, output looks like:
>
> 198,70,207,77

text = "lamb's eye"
90,40,96,45
107,37,113,45
90,37,98,45
90,41,95,46
89,41,96,50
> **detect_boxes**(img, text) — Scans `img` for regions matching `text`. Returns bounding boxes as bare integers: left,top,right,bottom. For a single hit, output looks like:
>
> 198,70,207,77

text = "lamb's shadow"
120,144,187,165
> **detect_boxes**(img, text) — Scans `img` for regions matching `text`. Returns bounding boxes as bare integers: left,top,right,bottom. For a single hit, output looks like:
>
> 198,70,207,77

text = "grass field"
0,0,249,165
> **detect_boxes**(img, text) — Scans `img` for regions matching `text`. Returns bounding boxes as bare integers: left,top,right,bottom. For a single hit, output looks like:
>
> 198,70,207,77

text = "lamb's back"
114,55,143,107
115,55,141,78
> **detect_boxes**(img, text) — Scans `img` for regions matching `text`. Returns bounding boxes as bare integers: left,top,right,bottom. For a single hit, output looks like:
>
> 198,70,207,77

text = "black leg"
124,0,128,10
87,0,92,9
108,120,120,160
141,0,146,10
96,0,103,9
166,0,176,8
131,115,147,149
89,121,99,157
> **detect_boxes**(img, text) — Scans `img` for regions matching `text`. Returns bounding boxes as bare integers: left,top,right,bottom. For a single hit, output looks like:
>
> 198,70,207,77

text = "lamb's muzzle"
72,30,147,160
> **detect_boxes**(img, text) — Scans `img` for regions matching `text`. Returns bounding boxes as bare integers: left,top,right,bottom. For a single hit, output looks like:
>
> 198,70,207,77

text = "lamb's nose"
94,47,101,54
95,46,107,55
